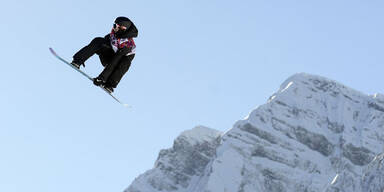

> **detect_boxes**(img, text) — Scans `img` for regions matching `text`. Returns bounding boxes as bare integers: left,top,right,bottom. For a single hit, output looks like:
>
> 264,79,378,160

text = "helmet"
114,16,132,28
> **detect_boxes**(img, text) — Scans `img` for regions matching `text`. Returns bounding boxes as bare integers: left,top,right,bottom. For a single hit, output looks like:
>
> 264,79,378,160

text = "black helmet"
115,16,132,28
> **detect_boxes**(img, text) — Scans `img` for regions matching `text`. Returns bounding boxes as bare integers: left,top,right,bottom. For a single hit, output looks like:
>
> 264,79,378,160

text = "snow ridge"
126,73,384,192
126,126,221,192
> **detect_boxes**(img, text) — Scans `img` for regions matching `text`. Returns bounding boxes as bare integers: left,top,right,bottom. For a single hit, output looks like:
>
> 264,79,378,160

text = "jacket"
104,19,138,56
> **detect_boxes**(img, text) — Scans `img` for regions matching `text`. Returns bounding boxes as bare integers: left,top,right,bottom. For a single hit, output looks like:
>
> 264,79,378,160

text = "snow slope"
126,73,384,192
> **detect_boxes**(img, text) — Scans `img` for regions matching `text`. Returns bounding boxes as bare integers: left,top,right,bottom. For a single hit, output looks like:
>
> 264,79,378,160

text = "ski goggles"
113,23,127,31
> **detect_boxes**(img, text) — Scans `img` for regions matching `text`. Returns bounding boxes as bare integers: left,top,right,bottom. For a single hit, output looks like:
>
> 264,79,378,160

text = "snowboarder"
71,16,138,93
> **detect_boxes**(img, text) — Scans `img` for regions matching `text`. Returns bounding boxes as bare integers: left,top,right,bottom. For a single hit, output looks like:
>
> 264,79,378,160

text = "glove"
117,47,132,56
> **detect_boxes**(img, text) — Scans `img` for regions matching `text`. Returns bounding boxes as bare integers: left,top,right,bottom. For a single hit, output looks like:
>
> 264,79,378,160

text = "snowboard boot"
93,76,106,86
103,82,115,93
103,86,114,93
70,60,84,69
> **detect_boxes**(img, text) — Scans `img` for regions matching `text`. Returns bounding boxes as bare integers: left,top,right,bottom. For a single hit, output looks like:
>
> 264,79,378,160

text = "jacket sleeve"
104,34,111,41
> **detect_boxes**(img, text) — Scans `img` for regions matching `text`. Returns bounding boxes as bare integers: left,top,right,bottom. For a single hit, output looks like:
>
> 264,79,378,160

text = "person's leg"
97,48,115,67
93,49,116,87
97,47,134,79
97,54,122,81
104,55,135,89
72,37,109,65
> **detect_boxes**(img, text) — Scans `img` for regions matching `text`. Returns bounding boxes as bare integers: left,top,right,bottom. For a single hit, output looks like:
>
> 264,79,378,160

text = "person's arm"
104,34,111,41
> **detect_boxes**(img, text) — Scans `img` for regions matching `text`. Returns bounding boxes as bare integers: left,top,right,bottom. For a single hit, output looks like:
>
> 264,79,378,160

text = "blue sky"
1,0,384,192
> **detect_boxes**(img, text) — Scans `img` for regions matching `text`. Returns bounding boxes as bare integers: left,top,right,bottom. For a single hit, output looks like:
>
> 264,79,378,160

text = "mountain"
126,73,384,192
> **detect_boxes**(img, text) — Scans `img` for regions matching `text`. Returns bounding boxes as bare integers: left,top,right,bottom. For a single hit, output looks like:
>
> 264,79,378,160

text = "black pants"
73,37,135,88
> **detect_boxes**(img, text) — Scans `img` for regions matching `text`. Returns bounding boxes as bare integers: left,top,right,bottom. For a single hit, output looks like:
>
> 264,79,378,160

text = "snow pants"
73,37,135,88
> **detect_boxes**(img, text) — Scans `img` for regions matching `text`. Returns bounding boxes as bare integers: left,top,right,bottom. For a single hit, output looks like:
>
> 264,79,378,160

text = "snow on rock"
125,126,222,192
126,73,384,192
372,93,384,105
179,126,222,146
361,153,384,192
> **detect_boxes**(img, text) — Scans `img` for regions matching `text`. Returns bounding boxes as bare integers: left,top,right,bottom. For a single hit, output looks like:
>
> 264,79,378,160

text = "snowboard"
49,47,130,107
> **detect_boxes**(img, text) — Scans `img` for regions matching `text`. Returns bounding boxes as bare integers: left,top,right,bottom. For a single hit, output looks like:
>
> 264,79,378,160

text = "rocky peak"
126,73,384,192
126,126,221,192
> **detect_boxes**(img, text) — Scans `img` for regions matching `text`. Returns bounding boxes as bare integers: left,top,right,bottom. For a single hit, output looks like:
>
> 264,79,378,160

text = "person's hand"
117,47,131,56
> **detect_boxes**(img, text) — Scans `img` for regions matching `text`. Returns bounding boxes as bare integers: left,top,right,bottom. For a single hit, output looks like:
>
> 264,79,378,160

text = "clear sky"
1,1,384,192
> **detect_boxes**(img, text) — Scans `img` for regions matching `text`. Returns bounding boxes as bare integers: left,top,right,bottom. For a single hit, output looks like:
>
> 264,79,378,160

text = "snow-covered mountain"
126,73,384,192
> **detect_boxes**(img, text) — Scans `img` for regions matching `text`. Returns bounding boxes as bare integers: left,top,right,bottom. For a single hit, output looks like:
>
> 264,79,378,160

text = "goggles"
113,23,127,31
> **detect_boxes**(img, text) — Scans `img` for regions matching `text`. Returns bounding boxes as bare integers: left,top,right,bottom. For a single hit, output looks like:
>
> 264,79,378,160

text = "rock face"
126,73,384,192
126,126,222,192
361,154,384,192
